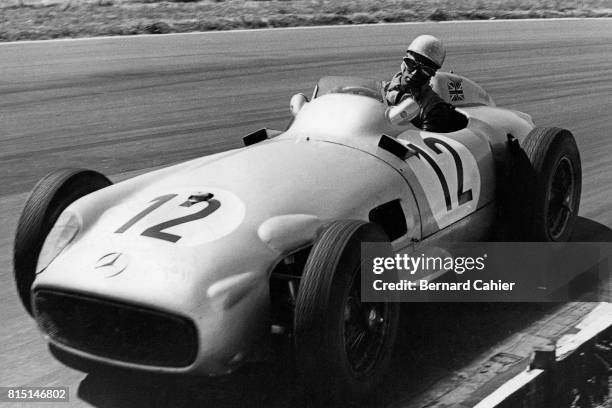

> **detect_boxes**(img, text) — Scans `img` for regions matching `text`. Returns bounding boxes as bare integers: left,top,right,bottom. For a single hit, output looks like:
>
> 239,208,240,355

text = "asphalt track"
1,19,611,407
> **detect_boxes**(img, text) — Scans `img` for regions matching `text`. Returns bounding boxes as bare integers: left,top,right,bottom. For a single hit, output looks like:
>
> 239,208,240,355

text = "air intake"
33,289,198,368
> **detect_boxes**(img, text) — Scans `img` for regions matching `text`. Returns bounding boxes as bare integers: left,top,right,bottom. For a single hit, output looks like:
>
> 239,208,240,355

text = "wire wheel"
516,127,582,241
546,156,576,240
293,220,399,403
343,268,392,377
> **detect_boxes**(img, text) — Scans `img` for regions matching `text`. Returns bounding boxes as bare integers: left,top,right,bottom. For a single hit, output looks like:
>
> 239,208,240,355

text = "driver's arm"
384,71,405,105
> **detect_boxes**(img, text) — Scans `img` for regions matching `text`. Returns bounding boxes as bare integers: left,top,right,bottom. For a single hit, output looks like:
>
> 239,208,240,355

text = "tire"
14,169,112,315
516,127,582,241
293,220,399,404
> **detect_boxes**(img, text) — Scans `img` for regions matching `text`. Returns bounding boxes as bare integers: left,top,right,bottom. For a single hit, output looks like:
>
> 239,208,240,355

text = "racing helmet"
407,35,446,69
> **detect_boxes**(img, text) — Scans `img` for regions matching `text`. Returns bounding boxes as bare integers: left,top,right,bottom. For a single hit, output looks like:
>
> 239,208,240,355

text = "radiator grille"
33,289,198,368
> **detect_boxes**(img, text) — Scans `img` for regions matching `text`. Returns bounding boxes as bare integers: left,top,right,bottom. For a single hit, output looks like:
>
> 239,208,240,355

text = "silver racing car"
14,73,581,401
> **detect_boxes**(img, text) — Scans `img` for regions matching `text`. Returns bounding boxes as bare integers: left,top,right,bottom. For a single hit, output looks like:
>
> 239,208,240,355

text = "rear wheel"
13,168,112,315
504,127,581,241
520,127,581,241
293,220,399,403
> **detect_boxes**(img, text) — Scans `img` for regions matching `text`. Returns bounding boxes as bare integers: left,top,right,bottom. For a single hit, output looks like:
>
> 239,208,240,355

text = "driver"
384,35,461,133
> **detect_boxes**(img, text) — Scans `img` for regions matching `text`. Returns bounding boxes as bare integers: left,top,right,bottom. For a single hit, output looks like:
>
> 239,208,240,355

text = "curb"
473,303,612,408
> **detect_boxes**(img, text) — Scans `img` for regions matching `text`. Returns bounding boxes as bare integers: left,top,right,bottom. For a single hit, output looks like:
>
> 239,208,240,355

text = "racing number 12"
115,194,221,243
407,137,473,211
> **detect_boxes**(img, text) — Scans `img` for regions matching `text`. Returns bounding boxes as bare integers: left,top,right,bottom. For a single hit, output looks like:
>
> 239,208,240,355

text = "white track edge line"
1,17,611,46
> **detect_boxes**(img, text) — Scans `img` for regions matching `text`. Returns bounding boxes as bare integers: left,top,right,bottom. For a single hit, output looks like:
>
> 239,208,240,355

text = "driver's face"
402,55,436,77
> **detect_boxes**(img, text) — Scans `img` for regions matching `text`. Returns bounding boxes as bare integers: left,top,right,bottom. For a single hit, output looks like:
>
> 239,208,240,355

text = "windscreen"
314,76,384,103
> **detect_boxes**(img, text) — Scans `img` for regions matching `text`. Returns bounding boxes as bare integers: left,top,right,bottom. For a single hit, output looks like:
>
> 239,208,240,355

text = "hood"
34,137,408,312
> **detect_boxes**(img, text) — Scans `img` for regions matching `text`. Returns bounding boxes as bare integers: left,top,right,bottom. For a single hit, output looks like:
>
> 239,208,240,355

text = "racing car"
14,72,581,401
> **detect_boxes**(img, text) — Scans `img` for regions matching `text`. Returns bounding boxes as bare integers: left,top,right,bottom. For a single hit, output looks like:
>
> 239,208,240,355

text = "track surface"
1,19,611,407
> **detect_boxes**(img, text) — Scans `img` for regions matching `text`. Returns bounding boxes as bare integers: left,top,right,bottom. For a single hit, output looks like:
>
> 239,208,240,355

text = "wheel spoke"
344,272,390,374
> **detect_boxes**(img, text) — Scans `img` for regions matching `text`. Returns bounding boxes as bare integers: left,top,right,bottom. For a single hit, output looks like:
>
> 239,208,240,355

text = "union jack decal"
448,79,464,102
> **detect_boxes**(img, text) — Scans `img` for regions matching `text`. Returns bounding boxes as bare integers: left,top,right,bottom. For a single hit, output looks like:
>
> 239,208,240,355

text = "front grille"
33,289,198,368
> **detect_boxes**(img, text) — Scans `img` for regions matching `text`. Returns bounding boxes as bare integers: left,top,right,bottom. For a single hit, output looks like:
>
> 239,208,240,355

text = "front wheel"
293,220,399,403
13,168,112,315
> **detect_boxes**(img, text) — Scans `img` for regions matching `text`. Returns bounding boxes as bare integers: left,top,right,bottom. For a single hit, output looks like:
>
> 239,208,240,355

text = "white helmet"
407,35,446,69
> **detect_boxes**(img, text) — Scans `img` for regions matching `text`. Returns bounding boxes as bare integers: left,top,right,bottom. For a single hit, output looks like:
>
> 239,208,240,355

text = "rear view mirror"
290,93,309,116
386,97,419,126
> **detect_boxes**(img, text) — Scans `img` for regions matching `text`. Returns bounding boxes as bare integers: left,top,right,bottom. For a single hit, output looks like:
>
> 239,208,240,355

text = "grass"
0,0,611,42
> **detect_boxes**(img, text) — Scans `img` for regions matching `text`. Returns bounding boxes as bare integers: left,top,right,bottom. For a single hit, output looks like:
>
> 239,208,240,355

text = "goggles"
402,56,436,77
